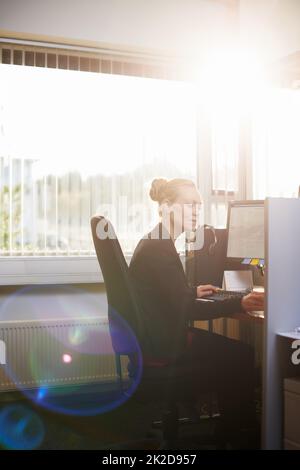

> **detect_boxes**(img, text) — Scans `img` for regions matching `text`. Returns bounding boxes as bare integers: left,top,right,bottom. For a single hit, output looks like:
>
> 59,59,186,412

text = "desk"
194,303,264,340
194,308,264,365
196,285,265,333
230,311,264,322
226,285,265,336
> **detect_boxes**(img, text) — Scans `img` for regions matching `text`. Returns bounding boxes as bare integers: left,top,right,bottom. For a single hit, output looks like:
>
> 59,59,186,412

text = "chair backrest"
189,225,253,287
91,215,148,356
188,226,228,288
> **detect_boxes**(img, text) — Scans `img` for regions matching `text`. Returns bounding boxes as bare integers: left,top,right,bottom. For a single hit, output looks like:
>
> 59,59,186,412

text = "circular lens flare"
0,405,45,450
62,354,72,364
0,285,143,417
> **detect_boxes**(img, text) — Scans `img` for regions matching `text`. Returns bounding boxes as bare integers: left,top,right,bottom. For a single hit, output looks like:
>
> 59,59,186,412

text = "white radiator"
0,317,127,392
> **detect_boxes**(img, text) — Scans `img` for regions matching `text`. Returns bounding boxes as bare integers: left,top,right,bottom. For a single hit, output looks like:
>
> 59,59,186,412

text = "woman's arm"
188,290,264,321
132,239,263,323
139,245,244,322
188,295,243,321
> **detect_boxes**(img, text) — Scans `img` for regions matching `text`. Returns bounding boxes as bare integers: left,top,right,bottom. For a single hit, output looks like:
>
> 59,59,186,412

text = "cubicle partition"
263,198,300,449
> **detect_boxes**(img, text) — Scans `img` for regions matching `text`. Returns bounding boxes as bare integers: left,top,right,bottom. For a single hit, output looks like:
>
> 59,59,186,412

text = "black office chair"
91,215,220,449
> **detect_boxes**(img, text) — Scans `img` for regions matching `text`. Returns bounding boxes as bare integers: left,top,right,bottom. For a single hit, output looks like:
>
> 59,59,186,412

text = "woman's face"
161,184,202,235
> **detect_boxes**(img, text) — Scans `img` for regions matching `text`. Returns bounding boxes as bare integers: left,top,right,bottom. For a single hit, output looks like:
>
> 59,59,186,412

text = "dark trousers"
180,327,256,435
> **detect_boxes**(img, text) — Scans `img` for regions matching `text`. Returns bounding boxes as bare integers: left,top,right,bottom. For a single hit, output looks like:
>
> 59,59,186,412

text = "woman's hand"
241,292,264,312
196,284,218,298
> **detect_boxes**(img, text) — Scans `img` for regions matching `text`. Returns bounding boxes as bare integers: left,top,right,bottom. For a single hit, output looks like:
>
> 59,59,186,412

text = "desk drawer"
284,391,300,445
284,439,300,450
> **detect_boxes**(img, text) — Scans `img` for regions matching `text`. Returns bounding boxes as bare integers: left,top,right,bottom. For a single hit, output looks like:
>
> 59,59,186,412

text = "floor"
0,385,261,450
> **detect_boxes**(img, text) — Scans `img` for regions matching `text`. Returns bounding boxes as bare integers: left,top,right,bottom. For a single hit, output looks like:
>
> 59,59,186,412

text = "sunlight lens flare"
199,47,268,112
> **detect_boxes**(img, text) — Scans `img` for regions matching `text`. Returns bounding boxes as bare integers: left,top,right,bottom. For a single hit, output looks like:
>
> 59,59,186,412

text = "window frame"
196,111,250,228
0,253,187,285
0,256,102,285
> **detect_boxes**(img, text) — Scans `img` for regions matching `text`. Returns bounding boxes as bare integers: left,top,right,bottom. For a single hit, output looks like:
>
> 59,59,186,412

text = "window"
252,88,300,199
197,107,241,230
0,64,197,259
211,110,239,195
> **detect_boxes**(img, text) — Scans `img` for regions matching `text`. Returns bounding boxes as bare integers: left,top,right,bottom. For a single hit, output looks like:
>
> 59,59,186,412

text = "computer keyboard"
204,289,251,302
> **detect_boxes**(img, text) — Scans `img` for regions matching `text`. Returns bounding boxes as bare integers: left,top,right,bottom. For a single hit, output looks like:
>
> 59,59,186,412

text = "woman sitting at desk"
129,177,264,447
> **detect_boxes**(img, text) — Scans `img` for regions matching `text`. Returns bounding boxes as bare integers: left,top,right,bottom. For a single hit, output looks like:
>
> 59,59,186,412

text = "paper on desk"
223,270,253,292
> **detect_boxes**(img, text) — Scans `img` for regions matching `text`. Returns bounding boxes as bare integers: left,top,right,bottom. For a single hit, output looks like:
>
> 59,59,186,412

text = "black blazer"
129,223,242,360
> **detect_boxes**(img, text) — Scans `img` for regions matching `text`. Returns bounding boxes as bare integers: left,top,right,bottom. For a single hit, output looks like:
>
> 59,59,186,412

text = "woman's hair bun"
149,178,168,202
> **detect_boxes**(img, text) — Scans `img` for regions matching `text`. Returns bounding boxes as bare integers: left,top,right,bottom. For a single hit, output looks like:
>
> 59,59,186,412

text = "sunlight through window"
0,65,197,256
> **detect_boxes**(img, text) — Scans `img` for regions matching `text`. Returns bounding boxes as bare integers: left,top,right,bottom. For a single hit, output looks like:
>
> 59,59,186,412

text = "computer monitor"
226,200,264,261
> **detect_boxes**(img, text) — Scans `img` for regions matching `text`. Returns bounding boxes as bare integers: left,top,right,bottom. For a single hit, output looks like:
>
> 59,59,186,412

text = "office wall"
0,284,107,321
4,0,300,61
240,0,300,62
0,0,237,56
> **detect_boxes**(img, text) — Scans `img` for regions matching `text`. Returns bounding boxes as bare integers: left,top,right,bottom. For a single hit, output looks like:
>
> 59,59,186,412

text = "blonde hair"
149,178,195,205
